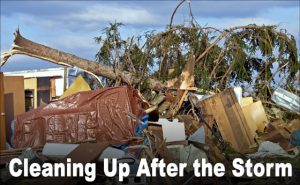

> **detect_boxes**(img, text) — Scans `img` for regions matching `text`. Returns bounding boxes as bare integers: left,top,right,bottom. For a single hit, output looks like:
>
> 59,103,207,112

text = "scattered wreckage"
0,31,299,185
1,82,299,184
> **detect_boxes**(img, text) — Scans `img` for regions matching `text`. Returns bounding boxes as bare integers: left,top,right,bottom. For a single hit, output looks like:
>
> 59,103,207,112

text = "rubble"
263,123,291,150
188,127,205,144
42,143,126,161
247,141,298,158
271,87,300,112
242,100,268,133
161,118,186,143
167,144,207,173
196,88,256,153
1,70,299,185
291,130,300,146
0,1,299,181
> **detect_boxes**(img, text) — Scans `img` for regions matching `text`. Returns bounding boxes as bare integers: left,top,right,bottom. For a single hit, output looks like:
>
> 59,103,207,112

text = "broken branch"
1,29,166,90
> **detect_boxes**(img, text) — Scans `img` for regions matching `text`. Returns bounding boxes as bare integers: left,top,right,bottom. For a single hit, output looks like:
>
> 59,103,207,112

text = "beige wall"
0,73,6,149
24,78,38,108
3,76,25,116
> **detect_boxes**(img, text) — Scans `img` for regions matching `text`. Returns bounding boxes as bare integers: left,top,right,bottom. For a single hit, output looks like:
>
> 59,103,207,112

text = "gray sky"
1,0,299,72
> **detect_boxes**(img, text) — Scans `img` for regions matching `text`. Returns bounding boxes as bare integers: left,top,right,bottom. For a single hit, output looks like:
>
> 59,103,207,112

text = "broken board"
197,88,256,153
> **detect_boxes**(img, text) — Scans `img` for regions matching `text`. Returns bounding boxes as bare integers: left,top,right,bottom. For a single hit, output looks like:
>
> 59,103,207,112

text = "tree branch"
1,29,166,90
169,0,186,28
194,25,262,64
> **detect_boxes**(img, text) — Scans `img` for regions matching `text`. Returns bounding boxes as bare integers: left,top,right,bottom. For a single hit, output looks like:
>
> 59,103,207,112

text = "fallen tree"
0,29,166,90
1,0,298,96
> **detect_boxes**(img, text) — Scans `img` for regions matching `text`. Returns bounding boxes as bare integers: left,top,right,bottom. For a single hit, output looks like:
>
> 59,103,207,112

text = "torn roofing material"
12,86,145,148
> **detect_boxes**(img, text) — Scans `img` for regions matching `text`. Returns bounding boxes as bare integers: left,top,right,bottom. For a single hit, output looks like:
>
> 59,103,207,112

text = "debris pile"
0,26,299,184
1,80,299,184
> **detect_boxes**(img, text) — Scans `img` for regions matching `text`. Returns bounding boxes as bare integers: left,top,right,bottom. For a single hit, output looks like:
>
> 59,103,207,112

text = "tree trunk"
1,30,166,90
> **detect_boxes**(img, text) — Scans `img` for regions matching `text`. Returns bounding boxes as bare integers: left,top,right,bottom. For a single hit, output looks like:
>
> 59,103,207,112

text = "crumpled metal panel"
12,86,145,148
271,87,300,113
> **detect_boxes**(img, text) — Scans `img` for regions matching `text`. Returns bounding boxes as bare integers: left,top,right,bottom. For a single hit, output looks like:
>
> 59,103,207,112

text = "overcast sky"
1,0,299,72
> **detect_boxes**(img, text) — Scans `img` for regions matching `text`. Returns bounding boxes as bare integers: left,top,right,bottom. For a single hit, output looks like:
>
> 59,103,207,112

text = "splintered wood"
197,88,256,153
167,56,195,90
165,90,188,118
1,30,166,90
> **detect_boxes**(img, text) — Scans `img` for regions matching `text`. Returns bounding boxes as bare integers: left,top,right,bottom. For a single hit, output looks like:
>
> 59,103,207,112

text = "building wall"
4,67,65,78
3,76,25,116
3,76,25,142
5,68,66,104
0,73,6,149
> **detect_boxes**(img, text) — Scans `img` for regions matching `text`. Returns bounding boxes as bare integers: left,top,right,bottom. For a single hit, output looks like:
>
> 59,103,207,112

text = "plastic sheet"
12,86,145,148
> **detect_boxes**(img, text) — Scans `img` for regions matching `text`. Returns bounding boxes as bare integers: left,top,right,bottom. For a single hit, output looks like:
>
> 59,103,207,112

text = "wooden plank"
166,89,188,118
197,98,228,162
208,95,239,150
0,72,5,150
50,78,56,98
196,88,256,153
227,89,255,144
219,89,255,151
197,99,214,144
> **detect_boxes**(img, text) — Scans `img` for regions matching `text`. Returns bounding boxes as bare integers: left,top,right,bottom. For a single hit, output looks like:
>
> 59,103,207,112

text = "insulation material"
241,97,253,107
12,86,145,148
242,101,268,133
60,75,91,99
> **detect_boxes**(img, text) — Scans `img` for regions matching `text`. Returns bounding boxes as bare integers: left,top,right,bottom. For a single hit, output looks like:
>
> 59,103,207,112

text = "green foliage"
95,22,299,96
